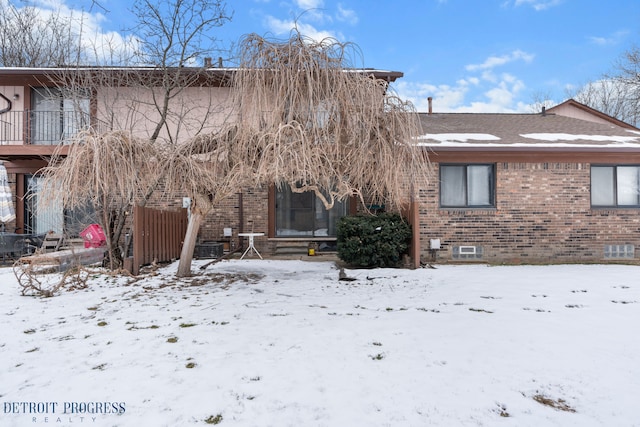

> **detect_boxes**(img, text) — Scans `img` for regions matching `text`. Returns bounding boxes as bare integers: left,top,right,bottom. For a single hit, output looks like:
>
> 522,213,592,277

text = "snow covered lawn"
1,260,639,426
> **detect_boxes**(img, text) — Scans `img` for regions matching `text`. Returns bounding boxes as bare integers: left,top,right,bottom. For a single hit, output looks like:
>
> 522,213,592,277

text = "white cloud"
395,71,527,114
264,16,339,42
589,30,629,46
485,81,520,107
336,3,358,25
512,0,562,11
394,81,469,113
462,77,480,86
295,0,324,9
466,50,534,72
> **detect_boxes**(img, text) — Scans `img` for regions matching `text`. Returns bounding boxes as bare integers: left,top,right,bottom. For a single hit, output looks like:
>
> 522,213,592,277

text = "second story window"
440,164,495,208
591,165,640,207
31,87,90,145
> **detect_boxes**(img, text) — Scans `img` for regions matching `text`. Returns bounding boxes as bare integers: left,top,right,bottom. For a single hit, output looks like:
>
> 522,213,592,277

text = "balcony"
0,110,109,146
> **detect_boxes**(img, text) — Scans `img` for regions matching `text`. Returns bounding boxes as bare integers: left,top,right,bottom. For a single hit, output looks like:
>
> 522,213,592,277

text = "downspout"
0,92,12,114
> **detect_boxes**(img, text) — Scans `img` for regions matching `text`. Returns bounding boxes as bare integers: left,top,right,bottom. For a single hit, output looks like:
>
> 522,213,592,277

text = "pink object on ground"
80,224,106,248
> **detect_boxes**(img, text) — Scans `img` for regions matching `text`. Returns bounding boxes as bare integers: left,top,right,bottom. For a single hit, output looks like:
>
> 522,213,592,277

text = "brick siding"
418,162,640,264
144,183,270,254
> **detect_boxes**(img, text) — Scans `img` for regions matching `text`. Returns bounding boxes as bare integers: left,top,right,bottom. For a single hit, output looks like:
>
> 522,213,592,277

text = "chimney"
218,57,223,68
204,57,212,68
428,97,433,115
541,106,546,116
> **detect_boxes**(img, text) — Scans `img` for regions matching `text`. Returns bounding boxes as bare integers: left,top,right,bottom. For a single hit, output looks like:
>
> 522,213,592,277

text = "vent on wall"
604,245,634,259
452,245,483,260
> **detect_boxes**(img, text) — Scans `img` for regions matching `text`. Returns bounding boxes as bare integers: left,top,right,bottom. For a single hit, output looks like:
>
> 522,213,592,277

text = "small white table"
238,232,265,259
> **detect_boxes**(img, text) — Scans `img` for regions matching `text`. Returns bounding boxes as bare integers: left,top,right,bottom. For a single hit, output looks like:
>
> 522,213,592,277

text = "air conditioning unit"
458,245,477,255
194,242,224,259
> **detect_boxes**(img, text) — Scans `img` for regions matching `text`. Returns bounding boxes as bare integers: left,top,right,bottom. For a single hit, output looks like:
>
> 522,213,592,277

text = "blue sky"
23,0,640,113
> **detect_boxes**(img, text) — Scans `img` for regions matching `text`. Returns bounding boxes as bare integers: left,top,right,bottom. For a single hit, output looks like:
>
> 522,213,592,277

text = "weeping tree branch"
226,31,430,212
37,130,163,269
171,30,431,276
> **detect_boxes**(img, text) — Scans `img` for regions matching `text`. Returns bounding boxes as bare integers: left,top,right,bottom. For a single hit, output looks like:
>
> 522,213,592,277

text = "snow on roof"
521,133,640,143
416,133,501,143
416,131,640,148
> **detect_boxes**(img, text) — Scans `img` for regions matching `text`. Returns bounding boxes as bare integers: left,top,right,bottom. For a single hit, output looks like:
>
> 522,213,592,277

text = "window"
24,175,96,236
591,166,640,207
452,245,484,260
440,164,495,208
604,244,635,259
275,184,347,237
31,87,90,145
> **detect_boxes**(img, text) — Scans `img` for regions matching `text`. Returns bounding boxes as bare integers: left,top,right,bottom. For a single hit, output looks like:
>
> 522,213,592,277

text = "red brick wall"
201,187,270,253
418,162,640,264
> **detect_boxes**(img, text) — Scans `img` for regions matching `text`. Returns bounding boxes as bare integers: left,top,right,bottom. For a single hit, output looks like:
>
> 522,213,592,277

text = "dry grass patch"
533,394,576,412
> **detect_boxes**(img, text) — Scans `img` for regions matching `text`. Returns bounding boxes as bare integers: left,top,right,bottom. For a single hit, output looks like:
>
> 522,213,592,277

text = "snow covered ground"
1,259,639,427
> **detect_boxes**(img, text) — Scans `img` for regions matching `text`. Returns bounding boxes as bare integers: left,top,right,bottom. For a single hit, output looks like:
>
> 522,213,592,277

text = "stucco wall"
96,86,234,143
549,103,614,126
0,85,25,145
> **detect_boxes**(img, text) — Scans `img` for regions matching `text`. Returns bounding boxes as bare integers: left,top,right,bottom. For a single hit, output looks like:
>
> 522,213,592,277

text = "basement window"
452,245,484,260
604,245,635,259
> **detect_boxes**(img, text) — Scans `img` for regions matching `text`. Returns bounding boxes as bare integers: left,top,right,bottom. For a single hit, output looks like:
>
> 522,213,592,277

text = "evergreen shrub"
337,212,411,268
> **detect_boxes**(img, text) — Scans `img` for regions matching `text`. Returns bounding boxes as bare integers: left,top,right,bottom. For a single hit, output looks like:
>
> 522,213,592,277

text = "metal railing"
0,110,109,145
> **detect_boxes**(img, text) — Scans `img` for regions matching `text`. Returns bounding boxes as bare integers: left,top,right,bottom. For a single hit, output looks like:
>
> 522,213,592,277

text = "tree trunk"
176,209,203,277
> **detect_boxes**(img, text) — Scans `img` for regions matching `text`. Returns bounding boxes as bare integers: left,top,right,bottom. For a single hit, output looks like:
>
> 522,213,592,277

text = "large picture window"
591,165,640,207
275,184,347,237
440,164,495,208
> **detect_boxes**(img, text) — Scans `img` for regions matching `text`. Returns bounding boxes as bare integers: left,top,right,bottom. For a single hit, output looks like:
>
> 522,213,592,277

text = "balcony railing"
0,110,109,145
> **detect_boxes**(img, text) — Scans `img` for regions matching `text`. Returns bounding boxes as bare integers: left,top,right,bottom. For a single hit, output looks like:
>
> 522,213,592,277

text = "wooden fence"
402,200,420,269
129,205,188,275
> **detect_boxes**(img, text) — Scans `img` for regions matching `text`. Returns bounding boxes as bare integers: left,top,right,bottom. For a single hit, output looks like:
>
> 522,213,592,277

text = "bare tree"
527,90,555,114
0,1,84,66
565,78,640,127
170,31,432,277
38,130,162,269
39,29,431,277
610,44,640,126
128,0,232,143
38,0,232,269
230,32,428,210
565,44,640,127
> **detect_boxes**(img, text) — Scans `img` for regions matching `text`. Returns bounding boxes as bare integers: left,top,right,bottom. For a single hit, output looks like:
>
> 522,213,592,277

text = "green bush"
337,213,411,268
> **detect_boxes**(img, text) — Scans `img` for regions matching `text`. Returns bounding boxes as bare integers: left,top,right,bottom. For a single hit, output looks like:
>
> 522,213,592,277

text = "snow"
415,132,640,147
417,133,501,143
1,260,639,426
520,133,640,143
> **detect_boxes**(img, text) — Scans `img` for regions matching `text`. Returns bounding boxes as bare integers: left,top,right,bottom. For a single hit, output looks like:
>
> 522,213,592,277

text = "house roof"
0,66,404,86
417,112,640,150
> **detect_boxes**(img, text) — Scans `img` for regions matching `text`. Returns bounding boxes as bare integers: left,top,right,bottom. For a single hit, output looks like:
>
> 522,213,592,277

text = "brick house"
3,66,640,265
416,99,640,264
0,66,400,255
